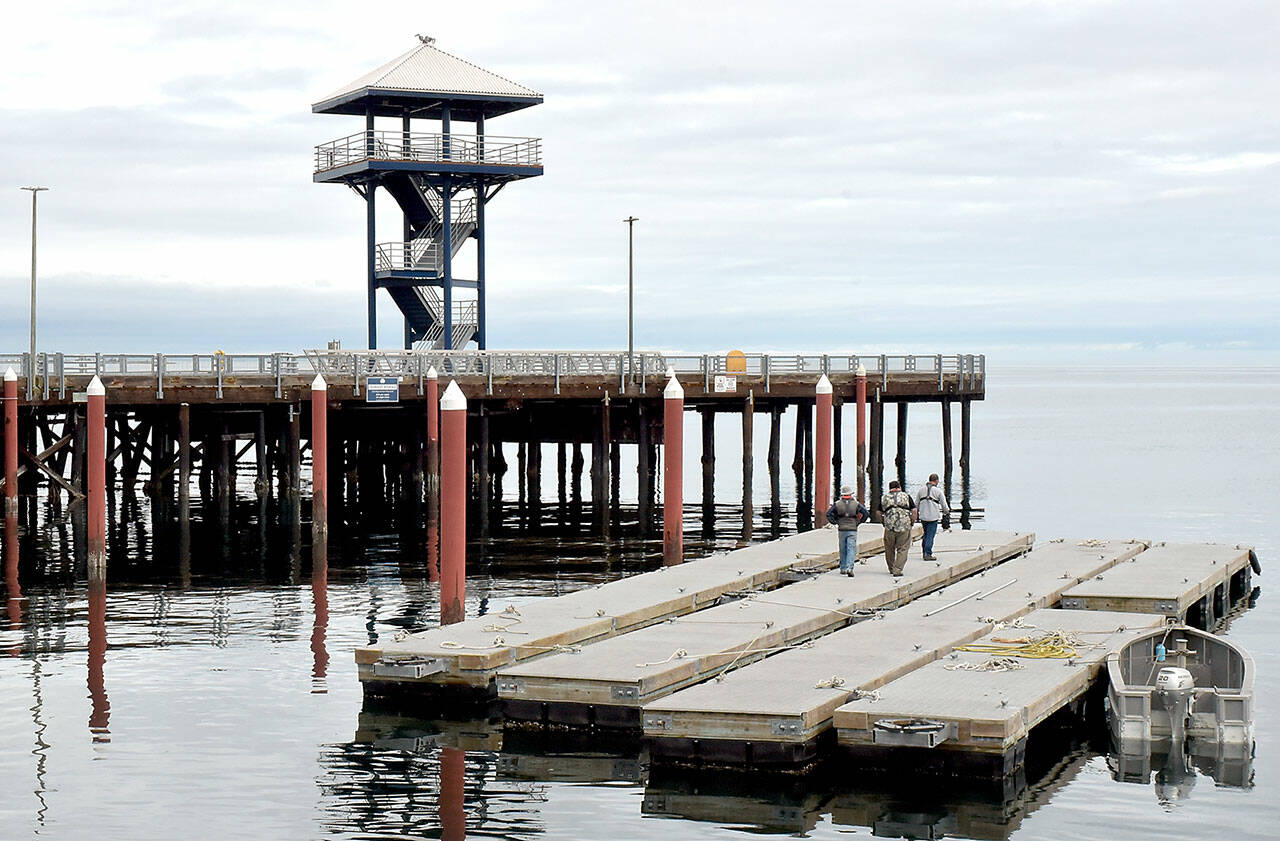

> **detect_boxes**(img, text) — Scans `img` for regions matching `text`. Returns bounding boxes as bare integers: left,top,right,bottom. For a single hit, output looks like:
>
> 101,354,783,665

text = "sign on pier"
366,377,400,403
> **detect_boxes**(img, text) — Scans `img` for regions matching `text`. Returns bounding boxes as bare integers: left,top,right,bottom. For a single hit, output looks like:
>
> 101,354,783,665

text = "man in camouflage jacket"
880,479,916,576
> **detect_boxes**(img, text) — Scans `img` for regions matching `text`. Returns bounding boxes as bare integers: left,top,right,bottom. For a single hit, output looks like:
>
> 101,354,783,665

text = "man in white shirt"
915,473,949,561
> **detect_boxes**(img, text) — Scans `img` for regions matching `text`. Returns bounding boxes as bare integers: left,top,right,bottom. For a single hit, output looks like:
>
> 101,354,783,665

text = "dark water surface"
1,364,1277,840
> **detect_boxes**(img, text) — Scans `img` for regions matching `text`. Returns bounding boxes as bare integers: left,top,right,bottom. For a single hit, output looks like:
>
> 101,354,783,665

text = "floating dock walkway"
499,530,1031,729
641,538,1141,767
832,608,1162,774
356,525,917,703
1060,542,1256,627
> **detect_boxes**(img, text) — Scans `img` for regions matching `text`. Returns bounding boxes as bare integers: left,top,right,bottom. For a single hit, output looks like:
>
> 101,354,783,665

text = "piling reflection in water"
87,573,110,742
311,540,329,691
4,513,20,640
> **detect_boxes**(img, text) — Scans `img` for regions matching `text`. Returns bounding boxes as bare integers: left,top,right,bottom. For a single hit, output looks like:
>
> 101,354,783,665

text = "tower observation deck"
313,37,543,349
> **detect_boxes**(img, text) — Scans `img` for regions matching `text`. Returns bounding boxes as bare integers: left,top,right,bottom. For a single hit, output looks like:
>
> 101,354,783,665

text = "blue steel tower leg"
476,186,486,350
442,183,453,349
366,181,377,349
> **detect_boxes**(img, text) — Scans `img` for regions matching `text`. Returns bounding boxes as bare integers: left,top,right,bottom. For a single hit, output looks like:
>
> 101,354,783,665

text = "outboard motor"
1155,666,1195,745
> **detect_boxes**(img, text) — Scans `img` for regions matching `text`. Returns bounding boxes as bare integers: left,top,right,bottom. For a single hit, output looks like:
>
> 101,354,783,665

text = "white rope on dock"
814,676,846,689
945,657,1026,672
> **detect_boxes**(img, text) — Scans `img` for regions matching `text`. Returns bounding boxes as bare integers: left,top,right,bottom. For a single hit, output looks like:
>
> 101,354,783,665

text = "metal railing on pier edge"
0,351,984,400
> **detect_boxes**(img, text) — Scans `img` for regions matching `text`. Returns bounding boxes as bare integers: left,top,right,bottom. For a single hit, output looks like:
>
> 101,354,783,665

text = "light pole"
624,216,638,383
20,186,48,395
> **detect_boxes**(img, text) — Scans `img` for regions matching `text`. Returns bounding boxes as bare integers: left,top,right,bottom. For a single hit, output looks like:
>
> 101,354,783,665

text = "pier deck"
642,538,1143,767
832,608,1163,772
356,526,913,699
498,530,1031,729
1060,542,1254,624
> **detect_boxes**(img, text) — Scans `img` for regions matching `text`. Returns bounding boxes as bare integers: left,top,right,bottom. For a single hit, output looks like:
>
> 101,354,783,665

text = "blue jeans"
922,520,939,557
838,530,858,572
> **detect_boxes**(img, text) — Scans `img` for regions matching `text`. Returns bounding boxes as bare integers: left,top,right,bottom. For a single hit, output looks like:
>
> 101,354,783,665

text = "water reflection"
319,723,544,839
87,574,110,741
311,540,329,692
1108,738,1255,802
5,512,20,644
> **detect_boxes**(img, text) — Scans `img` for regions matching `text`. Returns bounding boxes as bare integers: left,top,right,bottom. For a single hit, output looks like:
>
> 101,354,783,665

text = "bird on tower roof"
313,36,543,120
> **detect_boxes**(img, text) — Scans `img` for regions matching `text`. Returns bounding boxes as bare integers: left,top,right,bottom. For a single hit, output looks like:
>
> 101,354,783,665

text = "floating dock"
832,608,1163,775
1060,542,1255,626
356,525,916,703
498,530,1031,728
642,538,1141,767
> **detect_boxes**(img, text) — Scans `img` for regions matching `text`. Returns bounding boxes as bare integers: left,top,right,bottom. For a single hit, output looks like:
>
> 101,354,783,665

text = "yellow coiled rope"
953,631,1080,661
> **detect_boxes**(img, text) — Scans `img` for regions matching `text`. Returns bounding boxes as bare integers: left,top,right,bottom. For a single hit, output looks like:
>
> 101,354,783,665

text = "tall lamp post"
20,186,48,396
624,216,638,384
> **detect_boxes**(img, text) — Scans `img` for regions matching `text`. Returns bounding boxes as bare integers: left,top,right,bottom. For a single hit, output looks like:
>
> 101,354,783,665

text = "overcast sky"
1,1,1276,361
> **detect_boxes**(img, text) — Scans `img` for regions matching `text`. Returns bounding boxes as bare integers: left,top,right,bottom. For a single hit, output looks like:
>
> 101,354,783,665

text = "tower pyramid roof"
313,38,542,120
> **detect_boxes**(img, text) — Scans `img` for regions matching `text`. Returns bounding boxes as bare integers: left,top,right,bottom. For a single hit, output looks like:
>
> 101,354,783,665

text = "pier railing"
0,351,984,400
314,130,543,173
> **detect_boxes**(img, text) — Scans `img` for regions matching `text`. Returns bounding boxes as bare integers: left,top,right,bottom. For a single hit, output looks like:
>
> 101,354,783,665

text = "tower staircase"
378,176,479,348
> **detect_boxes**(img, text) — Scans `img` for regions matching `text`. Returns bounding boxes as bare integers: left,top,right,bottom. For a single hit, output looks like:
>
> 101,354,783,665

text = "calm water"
1,364,1276,840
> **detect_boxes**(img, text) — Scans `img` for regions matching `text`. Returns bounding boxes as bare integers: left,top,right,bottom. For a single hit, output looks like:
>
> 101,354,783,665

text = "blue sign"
366,376,400,403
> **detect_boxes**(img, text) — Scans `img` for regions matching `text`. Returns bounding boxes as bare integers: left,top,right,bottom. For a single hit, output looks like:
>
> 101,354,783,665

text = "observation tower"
312,37,543,349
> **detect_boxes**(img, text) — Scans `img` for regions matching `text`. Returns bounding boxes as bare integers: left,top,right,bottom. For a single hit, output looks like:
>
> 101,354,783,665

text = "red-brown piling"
311,375,328,542
663,370,684,566
440,746,466,841
3,368,16,518
815,375,833,524
426,366,440,582
87,375,106,572
855,364,867,503
440,380,467,625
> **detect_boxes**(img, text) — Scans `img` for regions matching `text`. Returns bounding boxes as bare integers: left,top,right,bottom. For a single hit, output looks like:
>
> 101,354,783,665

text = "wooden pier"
1059,542,1256,627
0,350,985,553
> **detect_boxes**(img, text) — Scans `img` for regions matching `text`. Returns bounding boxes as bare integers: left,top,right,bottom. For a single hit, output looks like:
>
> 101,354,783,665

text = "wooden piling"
556,441,567,523
311,375,328,542
895,402,908,489
178,402,191,537
517,440,527,525
570,442,584,526
3,369,16,518
440,381,467,625
700,408,715,520
768,405,781,521
941,398,953,506
591,398,609,534
741,391,754,542
869,394,884,520
832,398,842,496
87,376,106,573
610,440,621,526
960,397,972,529
663,373,684,566
815,376,833,525
528,416,543,526
856,364,867,503
638,403,652,532
479,407,491,537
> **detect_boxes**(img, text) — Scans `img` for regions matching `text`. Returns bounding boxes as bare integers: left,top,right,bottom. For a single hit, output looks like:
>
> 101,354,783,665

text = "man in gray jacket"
826,485,871,576
915,473,950,561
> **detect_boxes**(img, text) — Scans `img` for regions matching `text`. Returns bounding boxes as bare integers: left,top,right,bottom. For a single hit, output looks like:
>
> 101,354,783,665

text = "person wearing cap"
881,479,917,577
915,473,950,561
826,485,871,576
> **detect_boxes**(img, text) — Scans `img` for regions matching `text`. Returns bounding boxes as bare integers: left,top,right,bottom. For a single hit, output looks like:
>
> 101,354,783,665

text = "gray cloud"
1,0,1277,360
